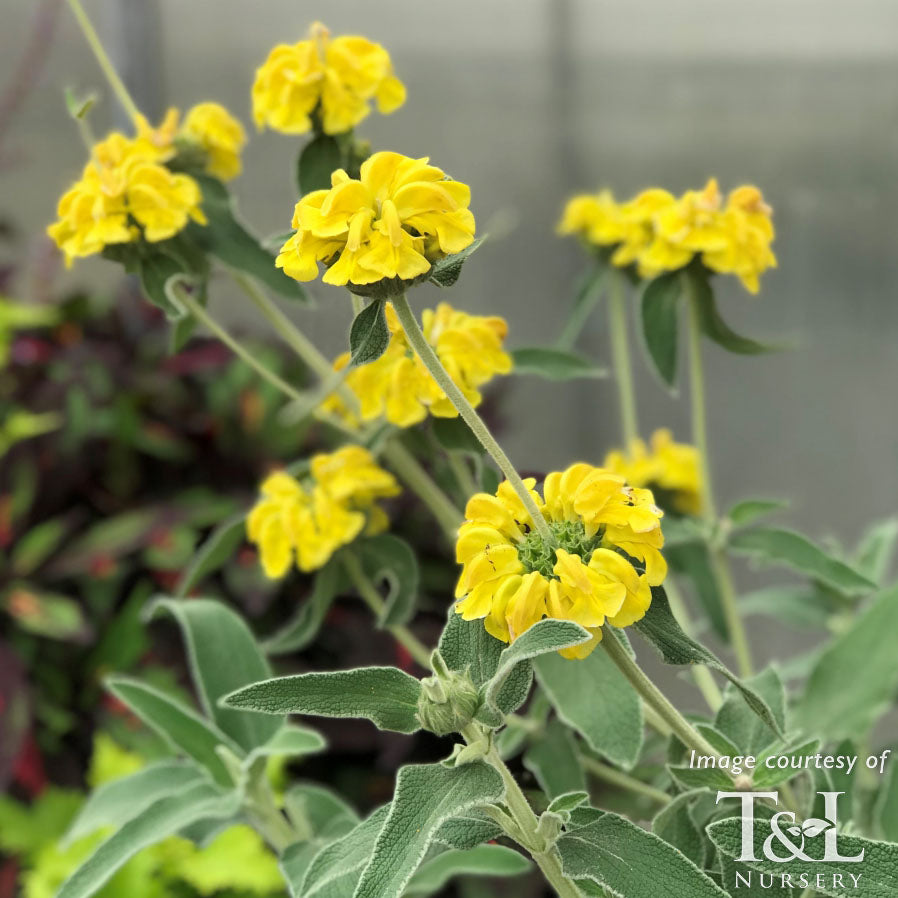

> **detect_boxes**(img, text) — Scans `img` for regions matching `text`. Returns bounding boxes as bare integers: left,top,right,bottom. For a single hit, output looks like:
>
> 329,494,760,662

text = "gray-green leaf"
640,272,681,388
223,667,422,734
510,347,606,381
404,844,531,895
354,762,504,898
349,299,390,365
353,535,419,628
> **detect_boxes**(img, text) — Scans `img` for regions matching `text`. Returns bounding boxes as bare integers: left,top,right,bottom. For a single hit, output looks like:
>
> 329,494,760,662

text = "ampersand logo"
715,791,865,864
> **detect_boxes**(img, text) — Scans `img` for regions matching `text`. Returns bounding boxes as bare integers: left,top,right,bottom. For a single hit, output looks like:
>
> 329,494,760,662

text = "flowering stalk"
579,754,672,806
600,628,724,763
65,0,141,124
224,274,465,540
391,293,555,545
340,551,433,670
607,268,639,447
684,273,754,677
460,724,583,898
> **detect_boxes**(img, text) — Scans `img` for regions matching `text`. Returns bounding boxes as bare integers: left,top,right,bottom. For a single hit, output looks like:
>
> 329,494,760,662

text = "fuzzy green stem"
579,754,671,806
446,449,480,499
244,769,296,853
392,293,554,544
66,0,142,125
607,270,638,447
663,577,724,711
684,274,754,679
600,629,723,762
460,725,582,898
172,284,306,404
341,551,433,670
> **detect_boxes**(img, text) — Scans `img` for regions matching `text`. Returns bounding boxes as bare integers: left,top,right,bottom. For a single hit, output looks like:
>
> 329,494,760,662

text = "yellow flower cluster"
252,22,405,136
559,179,776,293
247,446,400,578
455,466,666,659
323,302,512,428
47,103,245,265
276,151,476,287
604,429,702,516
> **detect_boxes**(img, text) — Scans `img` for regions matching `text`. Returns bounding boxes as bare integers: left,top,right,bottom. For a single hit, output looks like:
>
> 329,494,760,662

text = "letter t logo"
716,791,780,862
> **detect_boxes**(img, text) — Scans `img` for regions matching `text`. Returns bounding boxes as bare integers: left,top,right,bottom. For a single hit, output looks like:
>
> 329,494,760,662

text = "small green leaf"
56,783,240,898
404,844,531,895
296,805,390,898
349,299,390,365
635,587,784,740
136,252,195,320
264,562,347,655
174,514,245,598
730,526,875,595
754,739,820,788
715,667,787,755
104,677,237,786
223,666,422,734
668,764,736,791
354,762,504,898
64,761,209,844
687,266,779,354
558,810,730,897
727,498,788,528
431,417,484,454
429,236,485,287
2,585,88,641
652,790,706,867
709,817,898,897
284,783,359,842
510,347,606,381
148,598,282,752
535,644,643,769
547,791,590,815
640,272,682,388
438,611,505,688
243,724,326,768
353,535,419,628
189,174,308,301
480,619,591,721
795,582,898,740
523,719,586,798
854,516,898,585
557,264,606,349
297,135,342,196
10,517,68,576
433,811,502,850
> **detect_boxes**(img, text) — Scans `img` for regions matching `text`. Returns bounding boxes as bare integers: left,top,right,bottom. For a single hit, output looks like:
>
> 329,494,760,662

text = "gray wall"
4,0,897,554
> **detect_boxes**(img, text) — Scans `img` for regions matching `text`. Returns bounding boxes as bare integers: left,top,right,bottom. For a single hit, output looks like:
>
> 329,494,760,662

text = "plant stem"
579,754,671,806
172,284,306,404
684,274,754,679
66,0,141,125
392,293,554,544
231,271,336,383
663,577,724,711
341,551,433,670
607,269,638,447
445,448,480,499
381,439,463,541
461,725,582,898
600,629,723,761
245,771,296,853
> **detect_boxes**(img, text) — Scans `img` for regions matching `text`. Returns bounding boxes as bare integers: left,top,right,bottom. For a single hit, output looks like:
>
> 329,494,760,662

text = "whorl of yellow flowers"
604,428,702,516
322,302,512,428
559,179,776,294
252,22,405,136
47,103,246,265
455,465,666,659
276,151,476,288
247,447,400,578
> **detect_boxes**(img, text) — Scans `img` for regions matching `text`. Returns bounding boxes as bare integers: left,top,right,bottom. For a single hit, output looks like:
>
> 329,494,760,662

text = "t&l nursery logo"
717,791,865,891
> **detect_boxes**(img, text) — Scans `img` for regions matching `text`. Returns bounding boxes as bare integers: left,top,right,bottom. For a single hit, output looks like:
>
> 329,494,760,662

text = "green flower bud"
416,670,479,736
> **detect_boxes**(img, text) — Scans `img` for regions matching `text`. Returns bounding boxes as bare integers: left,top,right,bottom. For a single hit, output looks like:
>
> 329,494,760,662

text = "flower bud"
416,670,479,736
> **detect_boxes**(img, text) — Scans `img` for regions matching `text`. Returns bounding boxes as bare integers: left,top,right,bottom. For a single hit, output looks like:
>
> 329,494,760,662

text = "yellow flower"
455,465,666,659
605,428,702,516
247,447,399,578
558,180,775,292
47,130,206,265
322,302,511,428
701,186,777,294
252,22,405,136
180,102,247,181
277,151,475,288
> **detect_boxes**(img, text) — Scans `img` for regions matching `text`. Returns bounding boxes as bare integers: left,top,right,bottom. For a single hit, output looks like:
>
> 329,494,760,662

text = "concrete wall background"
3,0,897,559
